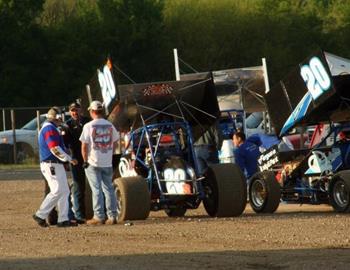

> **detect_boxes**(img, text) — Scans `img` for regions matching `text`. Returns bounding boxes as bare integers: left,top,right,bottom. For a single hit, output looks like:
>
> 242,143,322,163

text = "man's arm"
234,149,246,175
44,125,76,164
113,141,119,154
81,142,89,162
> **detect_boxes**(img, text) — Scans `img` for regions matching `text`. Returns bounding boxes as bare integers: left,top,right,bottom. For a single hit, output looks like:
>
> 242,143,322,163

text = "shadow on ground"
1,248,349,270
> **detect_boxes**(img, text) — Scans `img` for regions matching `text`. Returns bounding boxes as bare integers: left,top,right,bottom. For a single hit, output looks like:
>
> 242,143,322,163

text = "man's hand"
83,162,89,169
70,159,78,166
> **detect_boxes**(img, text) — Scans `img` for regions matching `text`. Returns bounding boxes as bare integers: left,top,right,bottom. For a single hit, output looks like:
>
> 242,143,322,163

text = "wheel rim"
333,180,349,208
251,179,267,208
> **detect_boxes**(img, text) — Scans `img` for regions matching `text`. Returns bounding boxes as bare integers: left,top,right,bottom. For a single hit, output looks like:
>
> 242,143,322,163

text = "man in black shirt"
64,102,90,223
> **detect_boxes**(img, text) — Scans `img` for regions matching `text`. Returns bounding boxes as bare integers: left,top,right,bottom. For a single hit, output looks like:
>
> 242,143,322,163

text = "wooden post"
36,110,41,134
2,109,5,131
11,110,17,164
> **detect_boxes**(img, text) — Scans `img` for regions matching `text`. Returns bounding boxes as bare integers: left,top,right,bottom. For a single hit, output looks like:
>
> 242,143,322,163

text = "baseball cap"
69,102,81,111
88,100,103,111
47,106,63,120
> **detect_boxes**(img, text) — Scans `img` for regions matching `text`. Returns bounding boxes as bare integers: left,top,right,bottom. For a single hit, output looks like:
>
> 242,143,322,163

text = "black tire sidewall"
330,175,350,213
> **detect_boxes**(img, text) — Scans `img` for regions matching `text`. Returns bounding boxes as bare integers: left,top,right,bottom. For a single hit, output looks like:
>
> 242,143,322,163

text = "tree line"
1,0,350,107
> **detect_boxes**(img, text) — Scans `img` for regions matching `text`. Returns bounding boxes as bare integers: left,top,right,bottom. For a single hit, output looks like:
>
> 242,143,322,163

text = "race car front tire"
249,171,280,213
330,171,350,213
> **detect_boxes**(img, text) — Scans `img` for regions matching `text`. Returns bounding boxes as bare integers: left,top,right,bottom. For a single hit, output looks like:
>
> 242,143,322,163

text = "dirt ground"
0,174,350,270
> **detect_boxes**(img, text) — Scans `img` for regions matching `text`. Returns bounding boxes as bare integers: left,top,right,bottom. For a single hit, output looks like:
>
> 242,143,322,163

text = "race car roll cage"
121,80,218,206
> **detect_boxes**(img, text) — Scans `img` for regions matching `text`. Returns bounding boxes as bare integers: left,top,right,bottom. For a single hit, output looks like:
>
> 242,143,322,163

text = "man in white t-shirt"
80,100,119,225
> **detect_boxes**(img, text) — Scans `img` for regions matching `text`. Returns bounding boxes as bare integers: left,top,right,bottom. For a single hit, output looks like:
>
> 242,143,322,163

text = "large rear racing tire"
115,176,151,221
249,171,280,213
329,171,350,213
203,163,247,217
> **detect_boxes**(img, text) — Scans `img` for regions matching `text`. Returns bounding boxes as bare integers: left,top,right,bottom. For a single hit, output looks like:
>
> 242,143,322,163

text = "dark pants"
70,163,86,220
194,145,219,175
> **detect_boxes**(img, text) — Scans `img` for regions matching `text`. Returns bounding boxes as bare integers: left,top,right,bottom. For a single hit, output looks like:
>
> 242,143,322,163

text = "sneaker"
86,218,104,225
105,217,117,225
32,214,48,228
57,220,78,227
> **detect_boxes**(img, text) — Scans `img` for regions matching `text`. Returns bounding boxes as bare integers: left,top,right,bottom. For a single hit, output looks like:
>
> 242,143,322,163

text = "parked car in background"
0,113,69,163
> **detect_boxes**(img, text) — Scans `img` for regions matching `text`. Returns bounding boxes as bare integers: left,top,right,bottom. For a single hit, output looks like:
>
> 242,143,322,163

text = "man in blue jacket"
233,131,261,179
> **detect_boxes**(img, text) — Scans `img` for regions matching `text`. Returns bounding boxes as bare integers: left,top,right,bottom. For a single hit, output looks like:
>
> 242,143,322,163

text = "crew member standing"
64,102,90,223
33,107,78,227
80,101,119,225
194,121,223,174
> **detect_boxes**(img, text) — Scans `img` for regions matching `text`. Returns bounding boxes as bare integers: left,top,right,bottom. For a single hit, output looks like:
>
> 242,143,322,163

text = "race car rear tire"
115,176,151,221
165,207,187,217
329,171,350,213
249,171,280,213
203,163,247,217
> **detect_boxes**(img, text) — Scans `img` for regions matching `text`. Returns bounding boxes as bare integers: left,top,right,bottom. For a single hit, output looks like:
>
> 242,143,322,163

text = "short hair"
233,131,246,141
47,106,62,121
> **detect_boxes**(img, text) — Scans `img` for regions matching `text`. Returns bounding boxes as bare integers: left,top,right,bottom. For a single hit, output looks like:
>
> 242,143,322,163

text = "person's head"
232,131,246,147
46,106,63,125
68,102,81,120
88,100,104,119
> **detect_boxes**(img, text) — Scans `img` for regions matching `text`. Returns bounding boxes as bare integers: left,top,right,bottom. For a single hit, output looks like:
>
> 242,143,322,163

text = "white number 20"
300,57,331,100
98,65,116,109
164,168,186,180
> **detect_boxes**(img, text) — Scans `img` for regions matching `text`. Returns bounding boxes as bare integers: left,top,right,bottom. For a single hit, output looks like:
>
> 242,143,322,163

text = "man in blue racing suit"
232,131,261,179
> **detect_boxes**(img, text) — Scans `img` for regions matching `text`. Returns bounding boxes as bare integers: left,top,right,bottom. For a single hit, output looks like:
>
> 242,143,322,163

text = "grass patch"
0,164,39,170
0,157,39,170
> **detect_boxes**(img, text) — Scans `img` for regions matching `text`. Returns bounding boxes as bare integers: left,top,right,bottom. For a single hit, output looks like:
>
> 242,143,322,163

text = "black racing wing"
107,75,220,141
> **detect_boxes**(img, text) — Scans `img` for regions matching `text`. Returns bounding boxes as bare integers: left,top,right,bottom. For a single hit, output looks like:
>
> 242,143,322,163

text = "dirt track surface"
0,176,350,269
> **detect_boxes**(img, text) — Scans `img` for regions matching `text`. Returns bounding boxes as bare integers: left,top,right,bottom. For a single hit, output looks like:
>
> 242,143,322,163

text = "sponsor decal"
119,157,137,177
258,146,279,171
143,84,173,96
164,168,192,194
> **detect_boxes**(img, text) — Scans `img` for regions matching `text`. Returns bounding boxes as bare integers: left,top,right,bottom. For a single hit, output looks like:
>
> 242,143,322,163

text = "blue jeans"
194,145,219,175
85,165,117,220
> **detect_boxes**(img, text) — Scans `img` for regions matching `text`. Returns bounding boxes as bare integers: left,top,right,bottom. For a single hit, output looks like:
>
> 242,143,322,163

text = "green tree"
96,0,167,83
0,0,46,107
